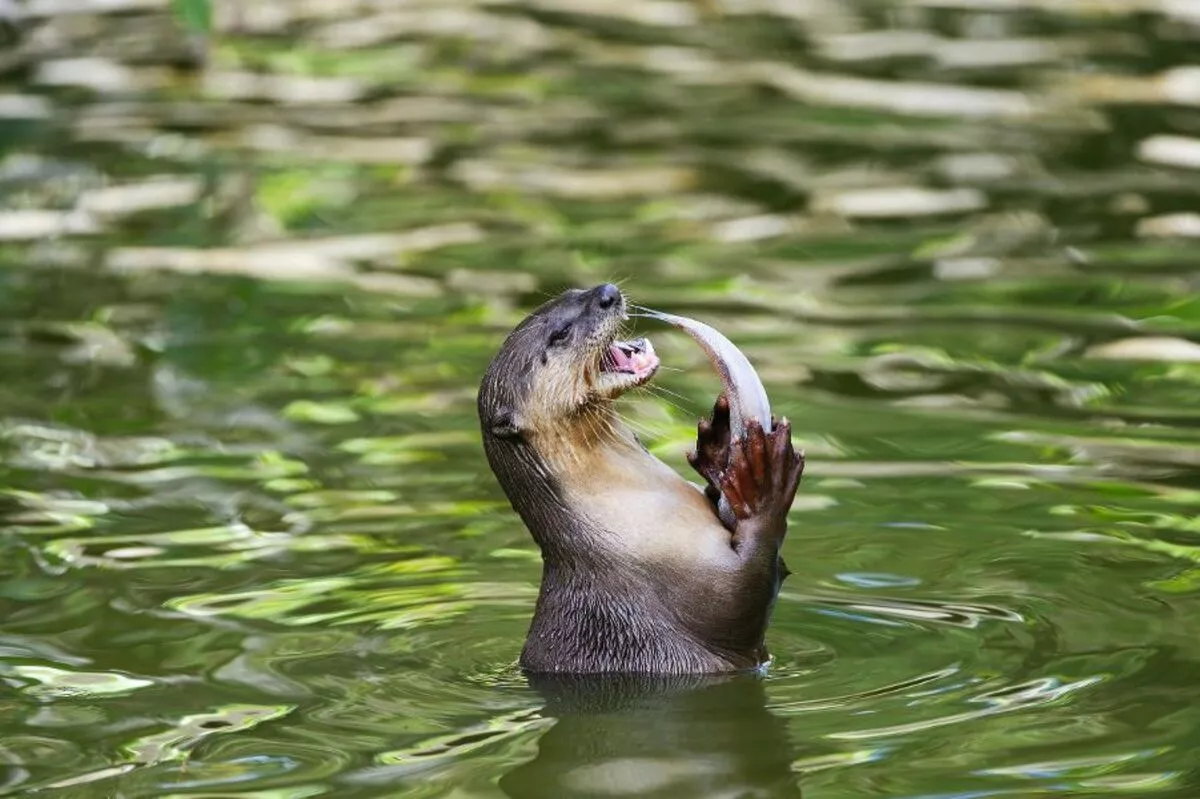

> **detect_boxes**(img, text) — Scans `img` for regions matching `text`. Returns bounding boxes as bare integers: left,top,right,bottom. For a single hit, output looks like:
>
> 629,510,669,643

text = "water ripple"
3,0,1200,797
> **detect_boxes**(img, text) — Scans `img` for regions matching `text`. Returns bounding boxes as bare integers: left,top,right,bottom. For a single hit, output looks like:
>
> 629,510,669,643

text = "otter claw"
719,418,804,526
690,393,732,495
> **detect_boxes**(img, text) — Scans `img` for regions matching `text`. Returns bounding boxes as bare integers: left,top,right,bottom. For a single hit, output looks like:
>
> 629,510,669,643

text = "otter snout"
594,283,622,311
572,282,625,322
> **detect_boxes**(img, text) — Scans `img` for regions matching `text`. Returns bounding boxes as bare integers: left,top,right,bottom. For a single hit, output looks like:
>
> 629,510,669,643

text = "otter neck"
482,403,616,562
532,403,642,480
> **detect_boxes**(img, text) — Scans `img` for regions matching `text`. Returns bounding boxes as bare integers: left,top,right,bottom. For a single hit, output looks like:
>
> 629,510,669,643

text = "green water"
3,1,1200,797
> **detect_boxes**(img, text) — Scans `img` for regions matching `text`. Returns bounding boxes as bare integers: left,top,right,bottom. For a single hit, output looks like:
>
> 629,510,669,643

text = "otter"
478,284,804,674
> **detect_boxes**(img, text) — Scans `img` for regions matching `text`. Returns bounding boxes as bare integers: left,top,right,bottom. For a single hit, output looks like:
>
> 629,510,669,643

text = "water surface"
2,1,1200,797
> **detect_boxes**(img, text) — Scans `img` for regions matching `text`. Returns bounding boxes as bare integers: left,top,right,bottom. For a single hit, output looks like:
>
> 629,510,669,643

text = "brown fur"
478,284,803,674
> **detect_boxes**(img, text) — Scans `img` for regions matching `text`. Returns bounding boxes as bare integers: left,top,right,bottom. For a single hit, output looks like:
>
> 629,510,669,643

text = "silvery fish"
639,308,773,527
640,308,772,437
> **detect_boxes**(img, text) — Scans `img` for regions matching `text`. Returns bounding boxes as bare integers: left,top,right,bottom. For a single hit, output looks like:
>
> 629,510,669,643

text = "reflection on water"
3,0,1200,797
499,676,802,799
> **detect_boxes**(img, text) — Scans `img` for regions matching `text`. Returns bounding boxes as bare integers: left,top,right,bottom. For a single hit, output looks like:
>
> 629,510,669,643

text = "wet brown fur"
478,285,804,674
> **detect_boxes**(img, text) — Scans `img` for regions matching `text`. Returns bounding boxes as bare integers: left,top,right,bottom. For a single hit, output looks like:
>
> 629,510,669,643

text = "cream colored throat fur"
533,410,738,567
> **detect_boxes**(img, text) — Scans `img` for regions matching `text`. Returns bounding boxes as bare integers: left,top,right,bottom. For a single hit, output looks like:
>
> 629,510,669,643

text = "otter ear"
489,410,524,440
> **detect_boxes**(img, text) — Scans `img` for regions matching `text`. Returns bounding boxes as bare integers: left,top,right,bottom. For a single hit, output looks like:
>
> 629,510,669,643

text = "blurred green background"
2,0,1200,796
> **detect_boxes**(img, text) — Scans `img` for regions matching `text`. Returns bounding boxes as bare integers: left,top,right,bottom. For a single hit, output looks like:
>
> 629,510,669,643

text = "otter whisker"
610,396,670,430
641,386,695,419
615,418,672,450
628,304,662,316
647,383,694,405
611,408,661,440
582,406,620,453
581,407,602,449
596,415,618,448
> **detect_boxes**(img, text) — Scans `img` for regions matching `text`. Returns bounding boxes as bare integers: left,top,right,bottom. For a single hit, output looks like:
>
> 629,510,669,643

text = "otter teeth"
604,333,662,376
604,338,658,377
628,339,656,373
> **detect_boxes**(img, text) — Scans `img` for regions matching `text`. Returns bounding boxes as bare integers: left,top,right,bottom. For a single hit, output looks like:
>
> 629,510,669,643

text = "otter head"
478,284,658,444
478,284,660,550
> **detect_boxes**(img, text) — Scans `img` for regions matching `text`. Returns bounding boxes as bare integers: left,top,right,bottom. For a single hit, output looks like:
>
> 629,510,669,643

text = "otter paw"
686,393,732,502
719,418,804,524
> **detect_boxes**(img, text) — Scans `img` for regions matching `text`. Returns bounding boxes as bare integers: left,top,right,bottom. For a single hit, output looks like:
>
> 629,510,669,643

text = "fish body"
642,309,772,436
640,309,773,527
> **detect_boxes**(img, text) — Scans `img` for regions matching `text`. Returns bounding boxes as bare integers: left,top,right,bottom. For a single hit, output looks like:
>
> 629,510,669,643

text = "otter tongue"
607,338,655,375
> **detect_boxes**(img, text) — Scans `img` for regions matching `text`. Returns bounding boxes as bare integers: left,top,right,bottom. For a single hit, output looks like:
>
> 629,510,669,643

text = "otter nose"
594,283,621,310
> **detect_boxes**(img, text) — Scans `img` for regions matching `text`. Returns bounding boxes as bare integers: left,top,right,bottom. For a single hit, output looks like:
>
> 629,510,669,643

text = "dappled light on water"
3,0,1200,796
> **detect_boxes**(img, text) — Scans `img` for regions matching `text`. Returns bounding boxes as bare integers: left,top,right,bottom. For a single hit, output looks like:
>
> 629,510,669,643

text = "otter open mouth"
595,337,660,395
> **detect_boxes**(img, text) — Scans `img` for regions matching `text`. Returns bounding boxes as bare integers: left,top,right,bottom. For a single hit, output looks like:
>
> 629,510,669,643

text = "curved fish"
640,309,772,437
639,308,773,528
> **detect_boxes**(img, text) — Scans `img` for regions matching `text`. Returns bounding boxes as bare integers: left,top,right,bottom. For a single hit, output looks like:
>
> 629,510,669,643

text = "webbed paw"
687,393,731,506
719,418,804,528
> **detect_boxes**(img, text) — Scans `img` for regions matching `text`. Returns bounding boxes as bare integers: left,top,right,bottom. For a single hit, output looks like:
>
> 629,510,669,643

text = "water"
2,1,1200,796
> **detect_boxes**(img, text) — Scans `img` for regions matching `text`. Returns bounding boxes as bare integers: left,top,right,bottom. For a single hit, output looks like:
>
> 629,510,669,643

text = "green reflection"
2,0,1200,797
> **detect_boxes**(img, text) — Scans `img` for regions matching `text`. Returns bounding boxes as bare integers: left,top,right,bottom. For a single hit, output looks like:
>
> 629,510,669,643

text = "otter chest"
558,441,735,566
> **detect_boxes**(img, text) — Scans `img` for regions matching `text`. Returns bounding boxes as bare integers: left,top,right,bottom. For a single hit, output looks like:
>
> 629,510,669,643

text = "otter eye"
548,323,571,347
